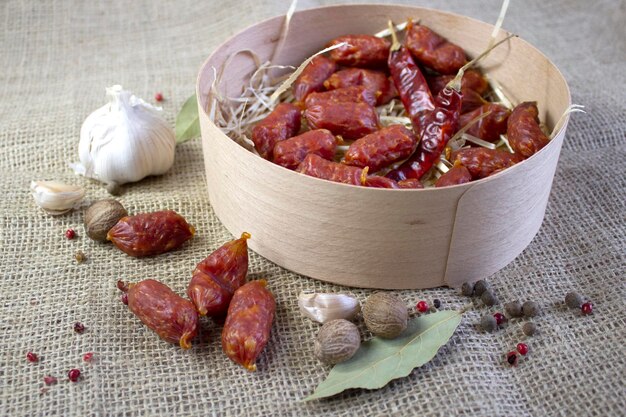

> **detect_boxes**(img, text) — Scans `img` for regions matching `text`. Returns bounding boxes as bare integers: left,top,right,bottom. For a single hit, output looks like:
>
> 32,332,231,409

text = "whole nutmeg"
481,290,499,306
314,319,361,365
84,199,128,242
522,301,540,317
363,292,408,339
504,301,523,318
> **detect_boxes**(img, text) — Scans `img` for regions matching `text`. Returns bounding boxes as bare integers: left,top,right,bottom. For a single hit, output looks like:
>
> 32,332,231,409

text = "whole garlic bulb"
73,85,176,185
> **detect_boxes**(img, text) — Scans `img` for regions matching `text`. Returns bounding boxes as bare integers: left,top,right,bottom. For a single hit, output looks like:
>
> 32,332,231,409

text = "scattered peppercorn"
74,322,85,334
83,352,94,362
481,314,497,332
67,369,81,382
155,92,164,102
433,299,441,309
522,322,537,336
474,280,489,296
461,282,475,296
506,351,518,366
43,375,57,386
516,343,529,355
120,293,128,305
504,301,523,318
581,302,593,315
416,300,429,313
26,352,39,363
493,312,506,326
522,301,540,317
481,290,499,306
75,251,86,263
65,229,76,240
565,292,583,309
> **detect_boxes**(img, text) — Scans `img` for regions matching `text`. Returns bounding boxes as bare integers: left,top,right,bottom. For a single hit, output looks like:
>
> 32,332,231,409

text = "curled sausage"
452,148,523,179
119,279,198,349
507,102,550,158
344,124,417,172
304,101,379,140
405,21,467,75
222,280,275,372
304,86,377,108
297,153,366,185
273,129,337,170
459,103,511,143
187,232,250,317
293,55,336,102
427,69,488,113
251,103,301,160
327,34,391,68
324,68,397,105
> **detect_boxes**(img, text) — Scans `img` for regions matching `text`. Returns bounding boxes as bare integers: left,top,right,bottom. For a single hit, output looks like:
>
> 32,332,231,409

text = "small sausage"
435,163,472,187
452,148,523,179
107,210,195,257
251,103,301,160
343,125,417,172
363,175,400,188
327,34,391,68
297,153,366,185
324,68,397,105
187,232,250,317
222,280,275,372
507,102,550,158
397,178,424,189
405,21,467,75
459,103,511,143
119,279,198,349
293,55,336,102
304,86,377,108
304,101,379,140
273,129,337,170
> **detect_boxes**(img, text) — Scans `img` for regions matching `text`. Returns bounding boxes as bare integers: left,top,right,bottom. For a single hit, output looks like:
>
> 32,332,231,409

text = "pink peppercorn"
416,301,429,313
68,369,80,382
65,229,76,239
516,343,529,356
581,302,593,315
74,322,85,334
43,375,57,385
493,312,506,326
26,352,39,363
155,92,164,102
83,352,94,362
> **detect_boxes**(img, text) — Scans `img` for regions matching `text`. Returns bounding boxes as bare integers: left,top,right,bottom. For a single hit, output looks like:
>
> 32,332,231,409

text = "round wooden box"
196,4,571,289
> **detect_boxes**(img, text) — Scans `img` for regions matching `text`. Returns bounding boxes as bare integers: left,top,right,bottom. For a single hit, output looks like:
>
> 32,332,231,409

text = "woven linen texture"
0,0,624,415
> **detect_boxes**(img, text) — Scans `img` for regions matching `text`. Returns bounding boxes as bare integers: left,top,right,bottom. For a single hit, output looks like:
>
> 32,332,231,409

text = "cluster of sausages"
251,20,550,188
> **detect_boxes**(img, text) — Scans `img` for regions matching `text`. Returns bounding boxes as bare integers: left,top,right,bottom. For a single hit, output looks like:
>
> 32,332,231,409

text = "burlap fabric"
1,0,624,415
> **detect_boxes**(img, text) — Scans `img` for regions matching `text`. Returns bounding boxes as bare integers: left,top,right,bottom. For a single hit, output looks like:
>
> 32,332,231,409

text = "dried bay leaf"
175,93,201,143
304,310,462,401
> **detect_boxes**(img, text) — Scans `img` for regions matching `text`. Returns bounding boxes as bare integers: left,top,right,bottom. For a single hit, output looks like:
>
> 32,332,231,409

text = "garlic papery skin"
298,292,361,324
30,180,85,215
73,85,176,185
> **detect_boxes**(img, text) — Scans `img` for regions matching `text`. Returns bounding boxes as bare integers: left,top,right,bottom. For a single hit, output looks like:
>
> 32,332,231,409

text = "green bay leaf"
175,93,201,144
304,310,462,401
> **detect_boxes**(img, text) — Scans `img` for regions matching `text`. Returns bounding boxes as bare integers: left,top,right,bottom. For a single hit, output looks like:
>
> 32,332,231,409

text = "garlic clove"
298,292,361,324
30,180,85,215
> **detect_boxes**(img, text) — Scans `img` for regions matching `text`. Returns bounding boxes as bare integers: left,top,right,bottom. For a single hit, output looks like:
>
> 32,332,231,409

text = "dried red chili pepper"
119,279,198,349
107,210,194,257
405,20,467,75
273,129,337,170
507,102,550,158
222,280,275,372
451,148,523,179
387,86,462,181
297,153,367,185
187,232,250,317
304,101,379,140
459,103,511,142
324,68,397,105
251,103,301,160
304,86,377,108
327,34,391,68
387,24,435,135
435,162,472,187
293,55,336,102
343,125,417,172
427,69,489,97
